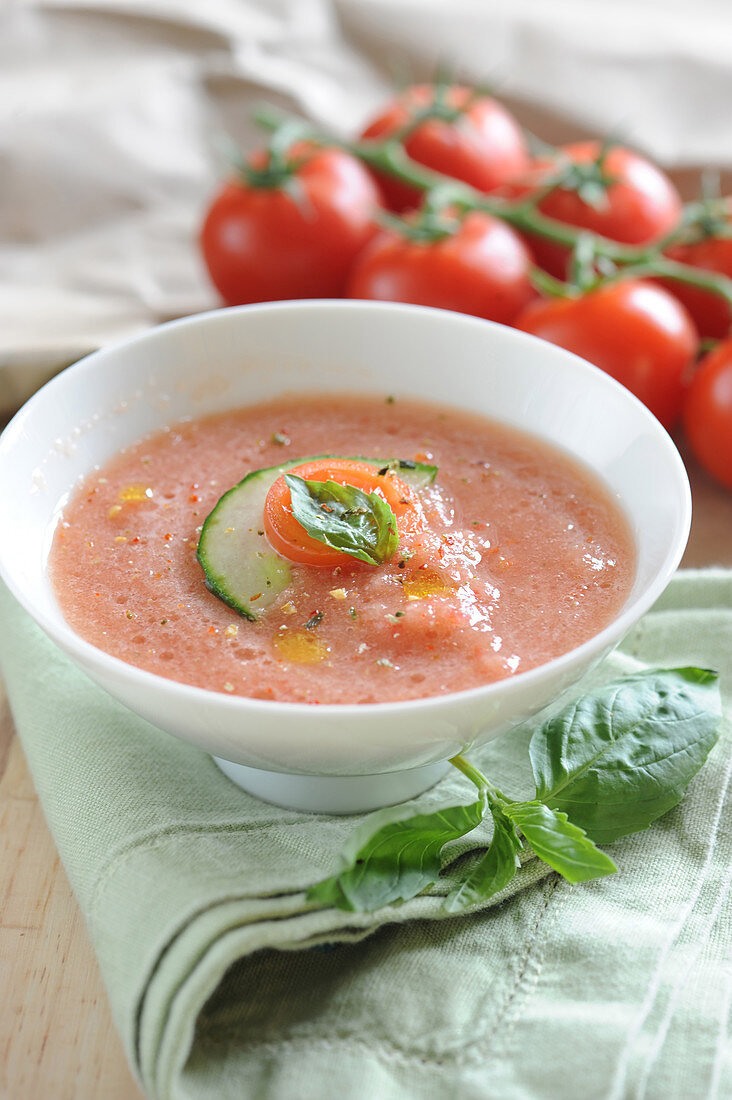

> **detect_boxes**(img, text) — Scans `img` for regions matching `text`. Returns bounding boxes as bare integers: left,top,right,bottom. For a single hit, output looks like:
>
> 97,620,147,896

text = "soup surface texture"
49,395,635,703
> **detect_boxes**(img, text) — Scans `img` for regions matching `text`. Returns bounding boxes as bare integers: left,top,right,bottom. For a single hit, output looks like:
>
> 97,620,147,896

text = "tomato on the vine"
347,211,535,324
200,146,381,305
507,142,682,278
663,202,732,339
360,84,529,212
683,339,732,489
515,280,698,429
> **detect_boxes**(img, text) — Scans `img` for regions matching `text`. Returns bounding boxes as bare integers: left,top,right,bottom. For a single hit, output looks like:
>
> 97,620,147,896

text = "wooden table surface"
1,437,731,1100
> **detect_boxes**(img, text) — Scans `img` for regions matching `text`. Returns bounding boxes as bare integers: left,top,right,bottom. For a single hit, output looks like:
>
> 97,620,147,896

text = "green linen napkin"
1,570,731,1100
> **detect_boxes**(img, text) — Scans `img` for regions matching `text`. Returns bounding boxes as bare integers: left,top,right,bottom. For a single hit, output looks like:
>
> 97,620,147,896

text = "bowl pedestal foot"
212,756,451,814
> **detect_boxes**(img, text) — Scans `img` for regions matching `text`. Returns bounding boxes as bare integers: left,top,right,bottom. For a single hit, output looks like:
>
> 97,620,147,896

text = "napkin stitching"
475,875,562,1059
708,956,732,1100
85,776,479,920
607,733,732,1100
639,852,732,1098
634,760,732,1096
133,858,554,1080
86,816,332,911
182,876,564,1069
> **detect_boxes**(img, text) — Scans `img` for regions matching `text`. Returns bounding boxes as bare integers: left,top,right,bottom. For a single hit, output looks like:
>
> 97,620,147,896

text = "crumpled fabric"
2,0,732,410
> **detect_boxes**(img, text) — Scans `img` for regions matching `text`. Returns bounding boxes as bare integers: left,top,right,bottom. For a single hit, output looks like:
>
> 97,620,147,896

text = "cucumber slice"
197,455,437,620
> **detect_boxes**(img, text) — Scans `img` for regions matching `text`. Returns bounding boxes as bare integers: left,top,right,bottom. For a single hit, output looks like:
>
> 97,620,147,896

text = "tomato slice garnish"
264,458,422,567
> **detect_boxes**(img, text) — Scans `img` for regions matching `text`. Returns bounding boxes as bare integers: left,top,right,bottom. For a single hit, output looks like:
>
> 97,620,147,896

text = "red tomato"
347,211,534,324
515,280,698,429
683,339,732,489
663,204,732,339
360,84,529,212
264,458,421,567
507,142,682,278
200,147,381,305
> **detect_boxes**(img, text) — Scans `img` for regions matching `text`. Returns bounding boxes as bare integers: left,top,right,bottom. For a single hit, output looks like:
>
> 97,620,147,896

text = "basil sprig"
308,667,721,914
285,473,399,566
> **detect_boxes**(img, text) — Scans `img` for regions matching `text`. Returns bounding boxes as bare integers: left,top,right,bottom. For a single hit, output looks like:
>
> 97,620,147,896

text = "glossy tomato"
360,84,529,212
508,142,682,278
200,147,381,305
663,203,732,339
515,280,698,428
347,211,534,324
683,339,732,489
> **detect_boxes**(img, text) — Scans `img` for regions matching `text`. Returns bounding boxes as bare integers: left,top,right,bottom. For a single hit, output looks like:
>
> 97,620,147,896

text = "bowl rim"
0,298,692,718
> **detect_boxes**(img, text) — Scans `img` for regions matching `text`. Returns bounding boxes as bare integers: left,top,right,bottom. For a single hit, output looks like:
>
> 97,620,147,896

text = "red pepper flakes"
164,533,173,541
189,494,199,503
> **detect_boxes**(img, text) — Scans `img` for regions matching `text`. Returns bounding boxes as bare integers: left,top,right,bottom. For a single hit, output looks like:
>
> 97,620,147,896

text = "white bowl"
0,301,690,812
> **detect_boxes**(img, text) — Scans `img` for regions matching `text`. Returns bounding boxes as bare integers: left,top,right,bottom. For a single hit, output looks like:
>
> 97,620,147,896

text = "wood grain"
1,447,730,1100
0,685,144,1100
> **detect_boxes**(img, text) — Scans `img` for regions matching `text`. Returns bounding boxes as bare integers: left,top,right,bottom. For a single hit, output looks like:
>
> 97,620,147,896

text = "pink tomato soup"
49,394,635,704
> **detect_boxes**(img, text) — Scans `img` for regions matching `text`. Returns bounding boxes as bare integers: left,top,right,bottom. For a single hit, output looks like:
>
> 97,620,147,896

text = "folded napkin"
1,570,731,1100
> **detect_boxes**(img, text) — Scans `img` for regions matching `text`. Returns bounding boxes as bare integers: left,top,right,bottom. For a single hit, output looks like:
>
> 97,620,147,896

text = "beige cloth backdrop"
2,0,732,411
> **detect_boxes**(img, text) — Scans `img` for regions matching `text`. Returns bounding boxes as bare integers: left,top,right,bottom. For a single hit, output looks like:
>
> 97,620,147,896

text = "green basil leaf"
285,474,399,566
307,797,487,912
505,801,617,883
443,804,522,913
529,668,721,845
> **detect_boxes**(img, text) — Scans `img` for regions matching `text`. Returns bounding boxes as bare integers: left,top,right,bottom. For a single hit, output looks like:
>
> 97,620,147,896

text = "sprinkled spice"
329,588,347,600
271,431,291,446
304,610,324,630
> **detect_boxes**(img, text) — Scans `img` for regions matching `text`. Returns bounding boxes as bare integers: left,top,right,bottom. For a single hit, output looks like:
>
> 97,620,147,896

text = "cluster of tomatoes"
200,84,732,491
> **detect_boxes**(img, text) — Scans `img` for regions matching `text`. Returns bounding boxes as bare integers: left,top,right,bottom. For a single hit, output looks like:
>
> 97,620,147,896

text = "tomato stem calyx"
251,105,732,318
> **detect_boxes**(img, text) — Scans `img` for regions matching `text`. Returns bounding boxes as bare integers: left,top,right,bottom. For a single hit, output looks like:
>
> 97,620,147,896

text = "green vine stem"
251,104,732,314
448,753,507,806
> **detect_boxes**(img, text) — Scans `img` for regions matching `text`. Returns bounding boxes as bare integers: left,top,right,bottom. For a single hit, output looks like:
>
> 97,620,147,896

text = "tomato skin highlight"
683,340,732,490
200,148,381,305
506,142,682,278
360,84,530,212
347,212,535,324
515,280,698,429
264,459,421,568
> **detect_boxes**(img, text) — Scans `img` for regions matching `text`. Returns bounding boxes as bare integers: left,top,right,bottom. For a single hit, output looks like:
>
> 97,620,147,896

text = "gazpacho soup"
50,394,635,704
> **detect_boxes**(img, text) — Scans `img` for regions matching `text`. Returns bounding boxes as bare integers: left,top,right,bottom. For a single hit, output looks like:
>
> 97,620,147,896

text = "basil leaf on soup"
529,667,722,845
285,473,399,566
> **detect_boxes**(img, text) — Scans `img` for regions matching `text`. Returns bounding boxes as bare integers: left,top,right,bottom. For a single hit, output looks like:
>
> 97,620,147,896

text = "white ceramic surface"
0,301,691,812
